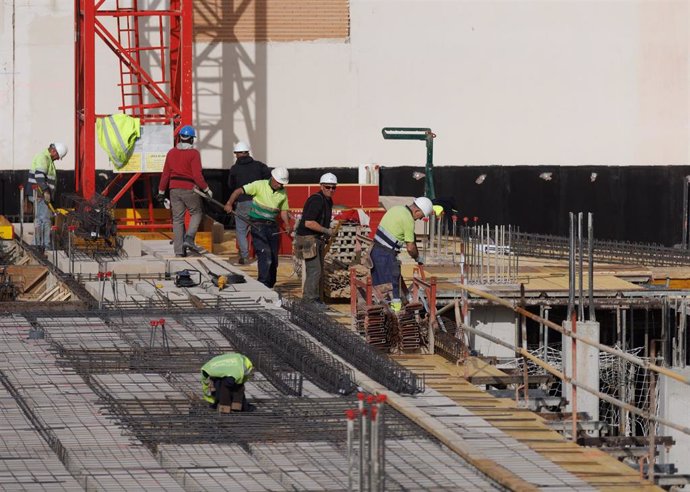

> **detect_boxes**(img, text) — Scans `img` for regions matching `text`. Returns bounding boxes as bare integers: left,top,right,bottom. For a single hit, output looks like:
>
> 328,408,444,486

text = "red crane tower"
74,0,193,227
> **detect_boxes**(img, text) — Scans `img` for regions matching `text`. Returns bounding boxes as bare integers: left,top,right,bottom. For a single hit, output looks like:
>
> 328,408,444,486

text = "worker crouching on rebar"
370,197,433,312
201,353,254,413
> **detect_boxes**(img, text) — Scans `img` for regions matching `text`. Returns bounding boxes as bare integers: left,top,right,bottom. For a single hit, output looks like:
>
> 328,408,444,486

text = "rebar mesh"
106,397,431,449
220,310,356,396
502,344,660,437
284,299,425,394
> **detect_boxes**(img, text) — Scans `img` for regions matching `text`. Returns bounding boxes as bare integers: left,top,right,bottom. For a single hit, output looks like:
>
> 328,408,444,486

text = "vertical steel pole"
568,213,575,319
578,212,584,321
346,409,356,492
357,393,365,492
571,310,578,441
648,342,657,483
588,213,595,321
683,177,689,250
19,185,24,241
370,406,378,491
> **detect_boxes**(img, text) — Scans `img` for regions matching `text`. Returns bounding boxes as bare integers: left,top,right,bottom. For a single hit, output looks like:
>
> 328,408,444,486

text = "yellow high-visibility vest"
96,114,141,169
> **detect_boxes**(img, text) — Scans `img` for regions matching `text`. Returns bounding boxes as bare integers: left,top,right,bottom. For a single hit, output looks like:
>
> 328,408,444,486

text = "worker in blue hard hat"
201,352,254,413
158,125,212,256
26,142,68,248
370,197,432,312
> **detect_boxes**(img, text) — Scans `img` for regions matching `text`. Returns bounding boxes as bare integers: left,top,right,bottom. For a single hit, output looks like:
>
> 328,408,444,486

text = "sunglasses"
322,185,337,190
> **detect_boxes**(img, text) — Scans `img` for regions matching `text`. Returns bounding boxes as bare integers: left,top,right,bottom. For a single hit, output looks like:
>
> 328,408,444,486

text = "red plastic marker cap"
376,394,387,403
68,226,77,232
50,226,58,231
345,409,357,420
159,318,165,324
452,215,458,222
361,408,368,417
366,395,375,404
473,216,479,222
357,392,365,401
370,407,378,420
18,184,23,190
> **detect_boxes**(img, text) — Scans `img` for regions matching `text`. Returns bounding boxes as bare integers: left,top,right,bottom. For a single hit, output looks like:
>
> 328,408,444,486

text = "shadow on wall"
193,0,268,202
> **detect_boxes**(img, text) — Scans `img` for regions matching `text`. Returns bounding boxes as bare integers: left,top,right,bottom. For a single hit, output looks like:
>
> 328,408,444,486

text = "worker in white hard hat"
294,173,339,305
370,197,433,312
227,141,270,264
26,142,68,248
224,167,292,288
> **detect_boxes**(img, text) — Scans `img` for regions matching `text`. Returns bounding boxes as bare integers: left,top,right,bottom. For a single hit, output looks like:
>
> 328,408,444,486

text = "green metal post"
381,127,436,199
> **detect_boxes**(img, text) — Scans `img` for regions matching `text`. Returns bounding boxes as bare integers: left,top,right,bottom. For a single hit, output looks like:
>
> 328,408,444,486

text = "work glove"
202,187,213,199
43,191,51,203
155,191,166,205
324,228,336,237
416,255,425,266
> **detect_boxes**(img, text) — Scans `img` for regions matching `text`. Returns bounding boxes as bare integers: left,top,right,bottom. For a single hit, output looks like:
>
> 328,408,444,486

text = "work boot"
183,235,199,251
237,257,247,265
217,405,231,414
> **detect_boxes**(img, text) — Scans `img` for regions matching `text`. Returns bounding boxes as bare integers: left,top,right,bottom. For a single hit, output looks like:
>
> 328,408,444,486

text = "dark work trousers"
303,238,325,302
252,222,280,288
212,377,246,409
370,244,401,299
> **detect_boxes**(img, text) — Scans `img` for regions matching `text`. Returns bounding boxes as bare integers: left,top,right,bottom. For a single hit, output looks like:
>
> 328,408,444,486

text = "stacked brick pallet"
324,223,370,299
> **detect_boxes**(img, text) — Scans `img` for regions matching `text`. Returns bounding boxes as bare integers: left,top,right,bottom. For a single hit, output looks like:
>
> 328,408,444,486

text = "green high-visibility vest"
200,353,254,404
96,114,141,169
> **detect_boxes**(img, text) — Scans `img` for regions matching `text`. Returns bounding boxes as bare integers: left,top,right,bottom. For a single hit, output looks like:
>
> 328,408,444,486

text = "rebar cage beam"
220,310,356,396
285,299,425,394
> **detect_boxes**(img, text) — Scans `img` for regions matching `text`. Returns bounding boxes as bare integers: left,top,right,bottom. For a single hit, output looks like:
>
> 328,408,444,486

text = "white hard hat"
271,167,289,185
52,142,68,159
233,141,250,153
413,197,433,217
319,173,338,185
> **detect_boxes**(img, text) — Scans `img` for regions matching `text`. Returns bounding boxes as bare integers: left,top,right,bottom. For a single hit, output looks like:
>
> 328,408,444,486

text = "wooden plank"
394,354,663,491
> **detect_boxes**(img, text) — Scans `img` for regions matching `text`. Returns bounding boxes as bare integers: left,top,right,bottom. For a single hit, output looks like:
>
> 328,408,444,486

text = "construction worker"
227,141,271,264
201,352,254,413
27,142,68,248
224,168,291,288
370,197,433,312
157,125,212,257
295,173,338,305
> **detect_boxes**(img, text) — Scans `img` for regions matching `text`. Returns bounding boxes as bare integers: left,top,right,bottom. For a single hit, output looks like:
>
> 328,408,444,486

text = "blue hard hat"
179,125,196,138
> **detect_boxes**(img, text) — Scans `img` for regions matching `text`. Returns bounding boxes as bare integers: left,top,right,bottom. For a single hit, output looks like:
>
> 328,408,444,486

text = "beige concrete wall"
2,1,689,172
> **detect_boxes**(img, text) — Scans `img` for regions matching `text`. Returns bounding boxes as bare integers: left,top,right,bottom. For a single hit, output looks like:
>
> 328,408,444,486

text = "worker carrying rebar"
158,125,212,257
370,197,433,312
201,352,254,413
295,173,338,306
26,142,68,248
227,141,271,265
224,168,292,288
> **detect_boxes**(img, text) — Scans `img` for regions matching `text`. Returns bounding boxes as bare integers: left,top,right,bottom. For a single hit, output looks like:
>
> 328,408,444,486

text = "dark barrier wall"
1,165,687,246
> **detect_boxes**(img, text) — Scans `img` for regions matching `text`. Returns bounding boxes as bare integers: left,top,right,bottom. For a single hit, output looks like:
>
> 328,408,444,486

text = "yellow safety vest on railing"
96,114,141,169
